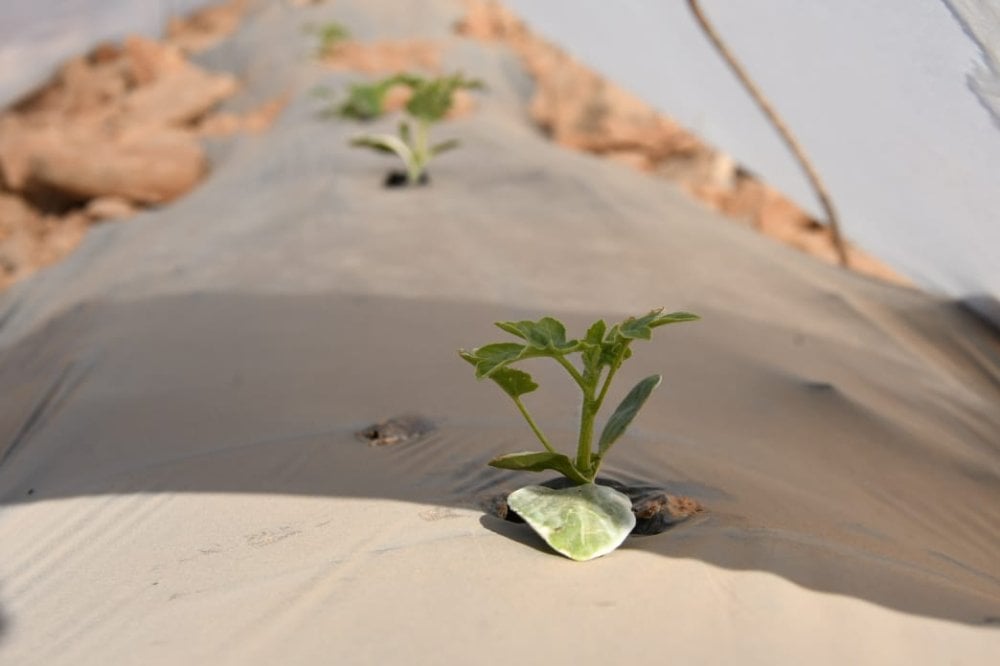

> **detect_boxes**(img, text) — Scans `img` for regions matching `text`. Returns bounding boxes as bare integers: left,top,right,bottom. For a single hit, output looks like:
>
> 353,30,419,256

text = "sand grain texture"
0,1,998,664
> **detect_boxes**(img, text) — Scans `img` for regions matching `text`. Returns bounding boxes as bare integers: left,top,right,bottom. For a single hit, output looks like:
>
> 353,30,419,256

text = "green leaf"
463,342,525,378
585,320,606,345
488,452,587,483
651,311,700,327
619,310,662,340
487,366,538,398
598,324,631,368
309,21,351,54
337,84,385,120
495,317,577,352
507,484,636,561
494,321,526,339
430,138,461,155
335,74,428,121
580,320,606,380
619,309,700,340
350,134,413,161
405,73,483,122
598,374,662,455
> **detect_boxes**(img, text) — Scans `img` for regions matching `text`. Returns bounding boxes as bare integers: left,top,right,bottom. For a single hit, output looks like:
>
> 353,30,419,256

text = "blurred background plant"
348,72,483,185
304,20,350,57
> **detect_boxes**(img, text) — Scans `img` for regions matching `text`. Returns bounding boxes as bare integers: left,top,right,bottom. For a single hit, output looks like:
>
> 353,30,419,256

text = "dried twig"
687,0,849,267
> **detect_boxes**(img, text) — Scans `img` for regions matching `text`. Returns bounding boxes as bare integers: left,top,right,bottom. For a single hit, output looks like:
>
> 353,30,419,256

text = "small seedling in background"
305,21,350,57
333,73,422,121
350,73,483,186
460,309,699,560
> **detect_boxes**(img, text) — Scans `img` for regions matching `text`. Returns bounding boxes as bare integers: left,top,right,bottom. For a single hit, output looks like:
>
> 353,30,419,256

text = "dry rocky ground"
0,0,283,290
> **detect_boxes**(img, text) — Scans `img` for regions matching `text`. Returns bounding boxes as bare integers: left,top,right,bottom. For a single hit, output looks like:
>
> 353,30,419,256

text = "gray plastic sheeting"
1,0,999,326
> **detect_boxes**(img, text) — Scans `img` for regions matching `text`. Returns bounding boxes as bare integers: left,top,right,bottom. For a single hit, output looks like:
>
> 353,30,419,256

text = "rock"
196,113,243,136
0,116,37,190
0,193,37,230
0,194,88,289
355,415,435,446
454,1,523,41
121,56,238,128
323,40,441,74
85,196,138,221
122,36,188,86
0,122,206,204
0,7,254,293
166,0,247,54
606,150,654,172
197,95,287,136
0,195,40,282
14,55,128,124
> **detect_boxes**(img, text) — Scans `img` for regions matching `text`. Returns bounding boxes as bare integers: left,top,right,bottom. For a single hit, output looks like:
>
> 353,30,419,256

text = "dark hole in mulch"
355,414,435,446
383,170,430,188
486,477,703,536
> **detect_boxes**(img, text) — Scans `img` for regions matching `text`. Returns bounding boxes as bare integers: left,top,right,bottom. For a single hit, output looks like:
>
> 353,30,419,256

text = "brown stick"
687,0,849,267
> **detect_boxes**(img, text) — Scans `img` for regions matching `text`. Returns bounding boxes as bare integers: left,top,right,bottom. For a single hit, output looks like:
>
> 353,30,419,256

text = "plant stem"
594,345,628,412
581,344,629,477
411,118,430,183
551,353,598,478
575,392,597,478
512,396,557,454
553,354,586,391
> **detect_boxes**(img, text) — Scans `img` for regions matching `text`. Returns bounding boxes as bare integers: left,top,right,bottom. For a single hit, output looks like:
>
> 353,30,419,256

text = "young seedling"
460,308,699,560
350,73,483,186
306,21,351,57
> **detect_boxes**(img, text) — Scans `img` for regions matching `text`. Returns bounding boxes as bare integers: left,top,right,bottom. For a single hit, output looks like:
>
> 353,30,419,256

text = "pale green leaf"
405,73,483,122
463,342,525,378
487,366,538,398
585,319,606,345
619,309,662,340
507,484,636,561
431,138,461,155
495,316,576,352
488,452,586,482
350,134,414,166
598,374,661,455
651,311,700,327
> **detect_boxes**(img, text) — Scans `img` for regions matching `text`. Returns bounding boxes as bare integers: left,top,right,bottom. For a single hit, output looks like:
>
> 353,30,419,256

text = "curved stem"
553,354,586,390
594,347,627,413
687,0,849,267
512,395,557,454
